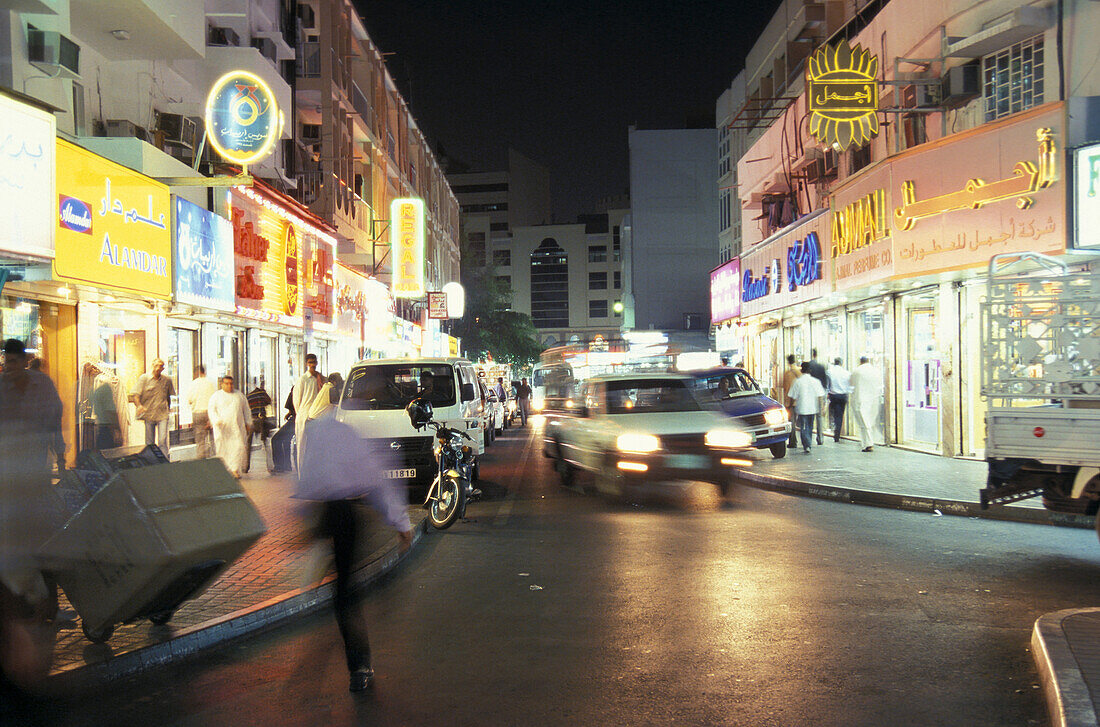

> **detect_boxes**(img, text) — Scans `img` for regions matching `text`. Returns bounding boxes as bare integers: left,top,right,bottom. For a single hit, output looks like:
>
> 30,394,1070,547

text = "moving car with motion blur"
543,373,753,497
691,367,793,458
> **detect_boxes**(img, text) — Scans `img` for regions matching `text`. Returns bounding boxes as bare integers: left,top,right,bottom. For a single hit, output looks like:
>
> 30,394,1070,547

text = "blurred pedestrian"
493,377,506,402
850,356,882,452
807,349,828,445
129,358,174,454
187,365,217,459
292,353,324,469
208,375,250,477
89,370,121,451
515,377,532,426
781,354,800,448
788,361,825,453
296,411,412,693
245,378,274,474
826,358,852,442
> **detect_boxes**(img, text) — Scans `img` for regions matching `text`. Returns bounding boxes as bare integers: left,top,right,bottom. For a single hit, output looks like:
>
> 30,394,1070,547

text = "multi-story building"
713,0,1100,458
716,72,748,265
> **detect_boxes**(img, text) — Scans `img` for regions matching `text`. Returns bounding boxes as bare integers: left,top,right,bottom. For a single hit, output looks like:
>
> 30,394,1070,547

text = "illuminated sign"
1074,141,1100,247
709,258,740,324
175,197,234,311
205,70,282,166
807,40,880,151
55,140,172,298
0,93,55,259
831,189,889,257
391,198,425,298
741,267,770,302
894,128,1056,230
428,291,449,319
786,232,822,291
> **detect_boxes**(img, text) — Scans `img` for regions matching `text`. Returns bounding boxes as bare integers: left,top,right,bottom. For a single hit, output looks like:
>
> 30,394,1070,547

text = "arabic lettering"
897,217,1060,261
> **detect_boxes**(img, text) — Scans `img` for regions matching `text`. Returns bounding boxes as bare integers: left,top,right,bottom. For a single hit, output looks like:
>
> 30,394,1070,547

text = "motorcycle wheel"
428,476,466,530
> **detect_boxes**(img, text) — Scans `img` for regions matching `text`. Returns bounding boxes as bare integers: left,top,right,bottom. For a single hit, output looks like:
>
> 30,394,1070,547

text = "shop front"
709,257,742,361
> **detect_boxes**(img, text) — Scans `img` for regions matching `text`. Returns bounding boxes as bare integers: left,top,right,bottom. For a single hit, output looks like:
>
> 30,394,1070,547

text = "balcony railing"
351,82,373,129
386,131,397,164
296,42,320,77
292,170,325,207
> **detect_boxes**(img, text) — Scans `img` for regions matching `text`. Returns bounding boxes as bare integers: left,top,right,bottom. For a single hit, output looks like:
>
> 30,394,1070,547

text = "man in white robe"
849,356,883,452
292,353,325,470
208,375,251,477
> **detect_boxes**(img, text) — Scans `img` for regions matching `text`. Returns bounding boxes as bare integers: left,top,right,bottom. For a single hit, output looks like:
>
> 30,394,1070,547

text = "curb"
1032,608,1100,727
734,468,1096,530
48,516,431,691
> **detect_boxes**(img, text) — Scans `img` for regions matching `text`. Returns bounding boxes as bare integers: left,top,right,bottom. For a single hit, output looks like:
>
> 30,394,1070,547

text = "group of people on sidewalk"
782,349,883,454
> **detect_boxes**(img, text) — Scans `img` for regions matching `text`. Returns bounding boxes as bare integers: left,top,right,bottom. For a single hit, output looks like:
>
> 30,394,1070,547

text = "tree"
452,248,541,369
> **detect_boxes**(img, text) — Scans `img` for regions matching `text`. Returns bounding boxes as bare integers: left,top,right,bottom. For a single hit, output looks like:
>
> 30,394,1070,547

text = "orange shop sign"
391,198,425,298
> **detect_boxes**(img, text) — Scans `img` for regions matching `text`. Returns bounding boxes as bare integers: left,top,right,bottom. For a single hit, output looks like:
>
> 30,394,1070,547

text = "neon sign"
787,232,822,291
807,40,880,151
741,268,770,302
832,189,889,258
205,70,282,167
391,198,425,298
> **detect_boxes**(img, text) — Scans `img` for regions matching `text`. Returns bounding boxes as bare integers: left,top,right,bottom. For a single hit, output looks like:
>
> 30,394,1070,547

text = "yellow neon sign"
807,40,880,151
831,189,889,258
894,128,1057,230
204,70,283,167
391,198,425,298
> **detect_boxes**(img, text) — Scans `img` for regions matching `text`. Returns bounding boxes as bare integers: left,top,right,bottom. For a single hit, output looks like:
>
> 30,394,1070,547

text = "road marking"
494,427,537,527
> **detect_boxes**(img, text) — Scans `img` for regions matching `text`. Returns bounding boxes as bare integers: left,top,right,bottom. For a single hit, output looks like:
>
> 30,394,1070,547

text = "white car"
487,391,506,435
544,373,753,496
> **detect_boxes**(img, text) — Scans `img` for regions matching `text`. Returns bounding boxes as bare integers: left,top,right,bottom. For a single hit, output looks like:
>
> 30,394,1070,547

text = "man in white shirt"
292,353,325,469
208,375,251,477
787,361,826,453
825,358,852,443
187,365,218,458
850,356,883,452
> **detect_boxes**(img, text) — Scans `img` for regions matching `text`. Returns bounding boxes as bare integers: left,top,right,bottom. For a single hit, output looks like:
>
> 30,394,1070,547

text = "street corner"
1031,608,1100,727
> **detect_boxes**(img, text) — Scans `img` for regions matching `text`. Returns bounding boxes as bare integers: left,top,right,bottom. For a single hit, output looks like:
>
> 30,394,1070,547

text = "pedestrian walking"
787,361,826,453
850,356,883,452
493,377,507,402
187,365,217,459
129,358,175,454
245,378,274,474
807,349,828,445
292,354,325,469
208,375,251,477
295,413,412,692
781,354,801,448
826,357,852,442
515,377,533,426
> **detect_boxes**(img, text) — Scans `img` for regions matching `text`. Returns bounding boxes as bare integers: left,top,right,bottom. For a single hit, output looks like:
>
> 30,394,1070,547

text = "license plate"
384,468,416,479
668,454,709,469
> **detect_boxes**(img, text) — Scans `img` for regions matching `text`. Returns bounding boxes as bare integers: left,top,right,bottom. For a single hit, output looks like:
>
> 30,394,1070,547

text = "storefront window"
847,304,887,445
960,284,986,457
208,323,243,382
166,326,199,439
279,335,304,416
248,330,277,395
97,306,159,447
899,292,941,450
0,297,42,354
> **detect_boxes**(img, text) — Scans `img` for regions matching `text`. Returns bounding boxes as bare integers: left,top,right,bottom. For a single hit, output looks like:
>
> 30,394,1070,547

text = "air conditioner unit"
104,119,139,139
942,63,981,107
27,28,80,79
251,36,277,63
901,82,940,109
155,112,196,147
208,26,240,47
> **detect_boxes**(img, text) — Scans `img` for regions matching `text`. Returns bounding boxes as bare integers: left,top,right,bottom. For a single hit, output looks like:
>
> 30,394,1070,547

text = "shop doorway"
898,291,941,451
166,326,199,444
846,303,887,446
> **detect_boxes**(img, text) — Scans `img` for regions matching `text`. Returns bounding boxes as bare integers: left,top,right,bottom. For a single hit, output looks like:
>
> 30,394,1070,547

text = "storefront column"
937,282,960,458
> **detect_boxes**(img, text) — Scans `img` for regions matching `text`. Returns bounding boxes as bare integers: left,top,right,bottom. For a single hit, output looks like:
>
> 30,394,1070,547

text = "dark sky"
358,0,781,221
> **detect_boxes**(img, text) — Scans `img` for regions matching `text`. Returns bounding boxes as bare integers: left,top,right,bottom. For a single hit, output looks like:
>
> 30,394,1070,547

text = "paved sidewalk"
46,468,427,687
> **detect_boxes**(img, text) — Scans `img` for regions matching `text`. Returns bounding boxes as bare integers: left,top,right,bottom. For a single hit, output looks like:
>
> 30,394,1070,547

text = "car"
690,367,793,458
544,373,753,497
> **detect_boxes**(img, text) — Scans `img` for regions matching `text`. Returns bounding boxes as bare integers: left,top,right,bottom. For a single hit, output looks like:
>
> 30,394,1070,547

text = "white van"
335,357,485,489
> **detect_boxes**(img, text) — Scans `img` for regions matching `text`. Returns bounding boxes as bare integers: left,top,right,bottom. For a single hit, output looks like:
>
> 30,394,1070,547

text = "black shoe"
861,446,873,452
834,437,839,442
349,668,375,692
816,440,822,446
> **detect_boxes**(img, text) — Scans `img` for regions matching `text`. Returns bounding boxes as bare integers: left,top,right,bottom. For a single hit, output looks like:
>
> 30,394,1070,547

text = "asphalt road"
25,419,1100,727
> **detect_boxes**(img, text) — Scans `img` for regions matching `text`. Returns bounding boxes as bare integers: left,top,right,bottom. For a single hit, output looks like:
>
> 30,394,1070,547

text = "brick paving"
1063,611,1100,717
48,468,421,676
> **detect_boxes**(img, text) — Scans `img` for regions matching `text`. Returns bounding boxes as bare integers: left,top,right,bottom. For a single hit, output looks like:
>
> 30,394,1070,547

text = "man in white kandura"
849,356,883,452
208,375,251,477
292,353,324,470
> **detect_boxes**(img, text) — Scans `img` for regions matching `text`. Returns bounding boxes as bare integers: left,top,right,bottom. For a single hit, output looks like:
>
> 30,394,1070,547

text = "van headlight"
533,397,545,411
763,407,788,425
616,433,660,453
706,429,752,449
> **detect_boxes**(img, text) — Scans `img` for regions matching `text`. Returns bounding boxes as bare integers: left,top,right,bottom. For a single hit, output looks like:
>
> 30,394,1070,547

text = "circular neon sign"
204,70,282,166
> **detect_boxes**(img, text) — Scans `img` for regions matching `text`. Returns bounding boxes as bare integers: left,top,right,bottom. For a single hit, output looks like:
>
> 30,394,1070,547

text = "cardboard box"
40,458,267,636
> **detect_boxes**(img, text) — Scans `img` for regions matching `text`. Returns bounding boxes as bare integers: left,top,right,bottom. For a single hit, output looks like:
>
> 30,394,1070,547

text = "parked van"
335,357,485,490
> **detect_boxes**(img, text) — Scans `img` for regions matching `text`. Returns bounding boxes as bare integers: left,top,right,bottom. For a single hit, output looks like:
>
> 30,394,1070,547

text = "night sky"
358,0,782,221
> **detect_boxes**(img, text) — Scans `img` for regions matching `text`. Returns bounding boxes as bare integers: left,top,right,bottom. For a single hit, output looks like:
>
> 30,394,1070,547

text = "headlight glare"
706,429,752,449
763,407,788,425
616,433,661,453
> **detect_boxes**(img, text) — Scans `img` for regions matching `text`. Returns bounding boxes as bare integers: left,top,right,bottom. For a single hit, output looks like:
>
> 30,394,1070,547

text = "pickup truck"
979,252,1100,541
543,372,753,498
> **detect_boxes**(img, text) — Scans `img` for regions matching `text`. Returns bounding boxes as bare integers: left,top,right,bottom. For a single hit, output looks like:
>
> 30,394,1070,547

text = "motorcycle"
406,398,478,530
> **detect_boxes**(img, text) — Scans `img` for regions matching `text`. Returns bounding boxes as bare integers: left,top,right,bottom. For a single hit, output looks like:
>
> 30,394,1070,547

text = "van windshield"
341,364,456,410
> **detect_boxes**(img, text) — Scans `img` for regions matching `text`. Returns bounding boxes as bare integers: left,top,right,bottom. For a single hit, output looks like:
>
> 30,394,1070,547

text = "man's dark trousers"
828,393,848,441
797,414,815,452
320,500,370,673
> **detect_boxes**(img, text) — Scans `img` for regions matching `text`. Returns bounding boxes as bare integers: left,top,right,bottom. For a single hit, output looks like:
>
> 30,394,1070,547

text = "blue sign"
741,268,770,302
204,70,281,166
174,197,234,311
786,231,822,291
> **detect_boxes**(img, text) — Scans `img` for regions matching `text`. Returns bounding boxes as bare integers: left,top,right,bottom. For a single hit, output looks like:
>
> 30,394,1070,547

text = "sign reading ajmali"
391,198,425,298
807,39,880,151
205,70,282,166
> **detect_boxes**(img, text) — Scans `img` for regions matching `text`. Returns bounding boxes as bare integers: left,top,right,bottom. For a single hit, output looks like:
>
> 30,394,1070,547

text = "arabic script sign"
54,140,172,298
787,232,822,291
391,198,425,299
175,197,234,311
205,70,282,166
0,94,55,260
807,40,880,151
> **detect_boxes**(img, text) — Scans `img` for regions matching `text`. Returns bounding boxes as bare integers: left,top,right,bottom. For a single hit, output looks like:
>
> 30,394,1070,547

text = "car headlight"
533,397,545,411
763,407,788,425
706,429,752,449
616,433,661,453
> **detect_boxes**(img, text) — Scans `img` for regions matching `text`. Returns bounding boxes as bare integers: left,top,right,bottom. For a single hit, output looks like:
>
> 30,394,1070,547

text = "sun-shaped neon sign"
807,40,880,152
